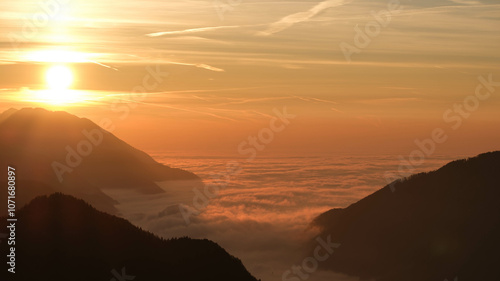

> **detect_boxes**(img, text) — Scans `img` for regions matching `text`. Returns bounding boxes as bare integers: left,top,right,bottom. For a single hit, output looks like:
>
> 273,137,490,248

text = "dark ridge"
0,193,259,281
0,107,202,214
311,151,500,281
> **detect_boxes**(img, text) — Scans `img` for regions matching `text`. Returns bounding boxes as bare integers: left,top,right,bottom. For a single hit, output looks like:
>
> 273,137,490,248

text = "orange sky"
0,0,499,156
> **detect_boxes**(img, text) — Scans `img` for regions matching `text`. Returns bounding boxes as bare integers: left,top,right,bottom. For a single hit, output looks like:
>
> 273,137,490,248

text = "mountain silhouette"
0,108,201,214
0,193,259,281
311,151,500,281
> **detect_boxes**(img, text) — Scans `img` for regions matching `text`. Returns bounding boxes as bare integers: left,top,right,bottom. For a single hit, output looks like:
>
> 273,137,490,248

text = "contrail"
257,0,350,36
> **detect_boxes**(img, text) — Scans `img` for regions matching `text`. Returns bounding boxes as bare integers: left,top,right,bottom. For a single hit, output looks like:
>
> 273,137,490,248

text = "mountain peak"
0,107,18,123
312,151,500,281
0,193,258,281
0,108,201,214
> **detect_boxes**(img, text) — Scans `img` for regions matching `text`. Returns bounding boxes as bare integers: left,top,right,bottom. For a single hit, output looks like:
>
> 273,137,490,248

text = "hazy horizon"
105,152,461,281
0,0,499,280
1,0,499,156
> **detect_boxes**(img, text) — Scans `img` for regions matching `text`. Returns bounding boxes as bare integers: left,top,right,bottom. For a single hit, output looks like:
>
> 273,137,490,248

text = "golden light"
37,64,81,105
21,49,103,106
28,89,89,106
46,65,73,90
26,50,90,63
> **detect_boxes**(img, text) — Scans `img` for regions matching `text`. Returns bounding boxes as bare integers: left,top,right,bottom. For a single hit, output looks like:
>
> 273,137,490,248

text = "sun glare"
26,50,90,63
46,65,73,90
38,65,81,105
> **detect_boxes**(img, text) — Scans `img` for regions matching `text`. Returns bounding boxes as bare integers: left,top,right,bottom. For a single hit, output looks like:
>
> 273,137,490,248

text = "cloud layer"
103,154,457,281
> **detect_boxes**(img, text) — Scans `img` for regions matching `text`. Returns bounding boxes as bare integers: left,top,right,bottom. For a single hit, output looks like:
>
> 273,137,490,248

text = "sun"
38,65,82,105
46,65,73,90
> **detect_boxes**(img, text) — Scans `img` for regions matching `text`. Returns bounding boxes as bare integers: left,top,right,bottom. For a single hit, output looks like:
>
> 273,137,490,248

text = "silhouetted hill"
0,193,259,281
0,108,201,214
312,151,500,281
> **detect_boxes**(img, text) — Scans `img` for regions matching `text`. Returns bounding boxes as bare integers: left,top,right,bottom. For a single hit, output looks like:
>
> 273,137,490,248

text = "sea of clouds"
103,153,459,281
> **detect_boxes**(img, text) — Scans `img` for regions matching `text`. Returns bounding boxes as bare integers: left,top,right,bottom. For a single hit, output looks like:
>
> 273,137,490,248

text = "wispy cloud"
448,0,482,5
160,60,225,72
257,0,350,36
3,59,118,71
331,107,344,113
146,25,245,37
0,60,17,65
182,63,224,72
293,96,338,105
193,63,224,72
88,60,119,71
357,97,419,104
212,96,292,107
113,98,238,121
